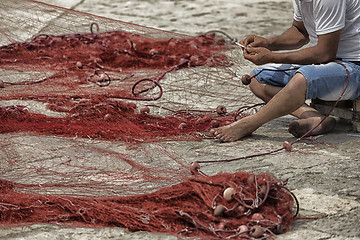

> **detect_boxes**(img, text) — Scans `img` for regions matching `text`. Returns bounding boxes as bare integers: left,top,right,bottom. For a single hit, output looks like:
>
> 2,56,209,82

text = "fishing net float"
0,0,301,239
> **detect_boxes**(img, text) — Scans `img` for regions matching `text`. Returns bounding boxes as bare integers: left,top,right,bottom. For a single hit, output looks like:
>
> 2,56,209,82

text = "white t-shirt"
293,0,360,61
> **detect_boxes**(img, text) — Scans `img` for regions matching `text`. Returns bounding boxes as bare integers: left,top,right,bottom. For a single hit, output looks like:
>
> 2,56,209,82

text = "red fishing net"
0,173,297,239
0,0,297,239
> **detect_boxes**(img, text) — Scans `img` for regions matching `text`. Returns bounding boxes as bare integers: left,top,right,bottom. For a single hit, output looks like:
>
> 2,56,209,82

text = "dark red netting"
0,172,296,239
0,0,297,239
0,28,229,101
0,17,234,141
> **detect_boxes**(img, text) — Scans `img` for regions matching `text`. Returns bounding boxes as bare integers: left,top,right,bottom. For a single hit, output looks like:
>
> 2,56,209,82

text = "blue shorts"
251,61,360,101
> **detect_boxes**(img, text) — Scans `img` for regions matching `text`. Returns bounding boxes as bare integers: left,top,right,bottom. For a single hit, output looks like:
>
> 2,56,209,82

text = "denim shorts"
251,61,360,101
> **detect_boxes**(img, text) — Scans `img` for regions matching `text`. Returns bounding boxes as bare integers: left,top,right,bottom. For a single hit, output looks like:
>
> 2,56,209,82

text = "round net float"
76,61,83,68
241,74,252,85
216,105,227,115
238,225,249,234
249,225,265,238
223,187,235,201
247,174,255,186
149,48,159,55
213,205,226,217
167,40,177,48
140,106,150,114
0,79,4,88
251,213,264,221
217,221,226,230
190,161,200,174
283,141,292,151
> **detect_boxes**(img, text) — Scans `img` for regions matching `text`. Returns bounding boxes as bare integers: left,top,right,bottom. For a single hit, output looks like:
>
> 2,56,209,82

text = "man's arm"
267,20,309,51
240,20,309,51
243,29,341,65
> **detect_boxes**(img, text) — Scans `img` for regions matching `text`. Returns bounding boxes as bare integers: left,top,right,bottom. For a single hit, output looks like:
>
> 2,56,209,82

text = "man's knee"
286,73,308,96
249,76,266,99
288,73,307,88
249,76,283,102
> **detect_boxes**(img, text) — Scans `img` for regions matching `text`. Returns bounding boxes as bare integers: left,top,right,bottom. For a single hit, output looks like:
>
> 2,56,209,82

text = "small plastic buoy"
168,40,177,48
140,106,150,114
251,213,264,221
216,105,227,115
238,225,249,234
241,74,252,85
190,161,200,174
76,61,83,68
223,187,236,202
249,225,265,238
247,174,255,186
283,141,292,151
217,222,226,230
149,48,159,55
213,205,226,217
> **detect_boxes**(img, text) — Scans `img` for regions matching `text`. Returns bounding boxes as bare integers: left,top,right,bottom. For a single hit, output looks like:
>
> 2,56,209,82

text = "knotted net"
0,0,297,239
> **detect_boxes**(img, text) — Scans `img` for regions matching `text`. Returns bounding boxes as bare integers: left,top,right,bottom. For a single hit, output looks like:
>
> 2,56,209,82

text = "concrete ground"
0,0,359,239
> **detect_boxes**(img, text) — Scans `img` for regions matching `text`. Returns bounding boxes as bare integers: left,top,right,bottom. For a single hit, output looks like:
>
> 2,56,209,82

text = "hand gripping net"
0,0,297,239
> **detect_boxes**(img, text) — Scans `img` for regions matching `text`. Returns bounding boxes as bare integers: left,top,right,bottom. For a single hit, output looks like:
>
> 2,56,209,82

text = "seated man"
211,0,360,142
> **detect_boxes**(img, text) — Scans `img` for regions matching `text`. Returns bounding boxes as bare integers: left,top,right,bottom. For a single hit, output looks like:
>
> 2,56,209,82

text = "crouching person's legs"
289,61,360,137
211,72,308,142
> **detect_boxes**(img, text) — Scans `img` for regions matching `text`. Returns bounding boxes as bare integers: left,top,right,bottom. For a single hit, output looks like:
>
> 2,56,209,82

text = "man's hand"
240,35,269,48
243,46,273,65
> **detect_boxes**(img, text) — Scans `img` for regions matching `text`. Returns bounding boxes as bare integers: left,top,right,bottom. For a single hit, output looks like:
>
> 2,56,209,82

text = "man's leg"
211,73,308,142
250,73,336,138
288,108,336,138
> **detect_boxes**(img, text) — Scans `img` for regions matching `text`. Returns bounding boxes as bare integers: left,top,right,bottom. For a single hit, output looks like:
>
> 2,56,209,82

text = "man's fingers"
244,46,257,54
244,37,255,46
241,35,255,46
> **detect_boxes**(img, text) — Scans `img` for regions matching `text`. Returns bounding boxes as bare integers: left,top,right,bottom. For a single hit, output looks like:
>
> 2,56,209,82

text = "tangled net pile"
0,172,296,239
0,0,297,239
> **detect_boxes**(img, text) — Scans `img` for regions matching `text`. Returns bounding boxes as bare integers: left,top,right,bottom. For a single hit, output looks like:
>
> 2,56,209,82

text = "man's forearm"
267,20,309,51
269,46,334,65
268,30,340,65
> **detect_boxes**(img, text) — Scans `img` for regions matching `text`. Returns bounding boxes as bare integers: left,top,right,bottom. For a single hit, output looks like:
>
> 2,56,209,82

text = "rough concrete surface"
0,0,359,239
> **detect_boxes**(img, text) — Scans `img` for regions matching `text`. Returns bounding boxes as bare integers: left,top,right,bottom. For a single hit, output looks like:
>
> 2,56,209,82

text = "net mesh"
0,0,296,239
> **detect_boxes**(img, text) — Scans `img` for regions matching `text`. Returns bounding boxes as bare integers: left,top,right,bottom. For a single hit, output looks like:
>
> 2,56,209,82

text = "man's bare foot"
288,116,336,138
210,118,256,142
